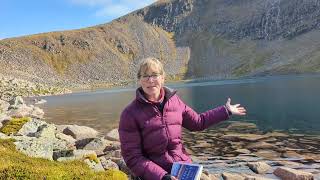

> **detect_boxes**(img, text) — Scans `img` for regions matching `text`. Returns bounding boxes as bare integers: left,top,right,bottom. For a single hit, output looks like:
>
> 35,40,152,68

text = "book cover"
171,162,203,180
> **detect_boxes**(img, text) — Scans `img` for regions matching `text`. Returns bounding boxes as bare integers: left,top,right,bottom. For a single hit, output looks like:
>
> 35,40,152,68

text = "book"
170,162,203,180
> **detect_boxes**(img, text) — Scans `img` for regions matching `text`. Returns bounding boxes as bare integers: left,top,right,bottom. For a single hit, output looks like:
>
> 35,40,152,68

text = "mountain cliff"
1,0,320,88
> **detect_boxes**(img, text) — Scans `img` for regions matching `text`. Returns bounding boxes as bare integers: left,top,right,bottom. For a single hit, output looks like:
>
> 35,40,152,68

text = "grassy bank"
0,139,127,180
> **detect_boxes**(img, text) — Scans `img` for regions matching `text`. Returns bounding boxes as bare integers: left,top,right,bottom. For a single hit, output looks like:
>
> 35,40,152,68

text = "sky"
0,0,156,40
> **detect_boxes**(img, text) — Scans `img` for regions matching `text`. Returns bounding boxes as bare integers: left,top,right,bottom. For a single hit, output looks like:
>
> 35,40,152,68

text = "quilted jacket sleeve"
119,108,167,180
177,96,230,131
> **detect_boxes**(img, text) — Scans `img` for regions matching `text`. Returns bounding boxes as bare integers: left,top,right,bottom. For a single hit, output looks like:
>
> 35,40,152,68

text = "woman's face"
139,66,164,101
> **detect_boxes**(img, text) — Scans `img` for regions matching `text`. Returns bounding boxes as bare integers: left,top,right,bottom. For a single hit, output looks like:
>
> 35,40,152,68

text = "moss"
84,154,100,164
0,139,128,179
0,117,31,135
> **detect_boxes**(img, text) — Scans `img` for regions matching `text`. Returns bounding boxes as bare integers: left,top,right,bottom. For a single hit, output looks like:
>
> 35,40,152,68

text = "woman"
119,57,246,180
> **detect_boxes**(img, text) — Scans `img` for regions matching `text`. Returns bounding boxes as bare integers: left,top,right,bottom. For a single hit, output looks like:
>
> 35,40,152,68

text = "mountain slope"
1,0,320,88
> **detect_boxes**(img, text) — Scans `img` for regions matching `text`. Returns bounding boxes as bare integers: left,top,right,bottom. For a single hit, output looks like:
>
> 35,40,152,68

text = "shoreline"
1,75,320,179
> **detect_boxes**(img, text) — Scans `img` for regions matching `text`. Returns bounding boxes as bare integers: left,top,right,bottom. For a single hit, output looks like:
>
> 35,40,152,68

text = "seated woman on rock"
119,57,246,180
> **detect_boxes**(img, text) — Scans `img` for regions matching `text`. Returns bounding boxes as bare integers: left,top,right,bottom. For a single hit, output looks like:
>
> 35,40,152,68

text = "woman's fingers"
226,98,231,105
234,104,241,107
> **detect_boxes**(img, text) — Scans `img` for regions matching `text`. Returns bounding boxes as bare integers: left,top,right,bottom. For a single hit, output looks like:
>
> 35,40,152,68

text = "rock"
104,141,121,151
221,133,268,142
0,100,10,113
247,162,271,174
226,122,259,133
62,125,99,140
246,142,277,150
8,104,33,118
274,167,314,180
53,150,73,160
105,128,119,141
83,159,105,172
222,172,246,180
14,136,54,160
235,149,251,154
56,125,69,133
56,149,97,162
276,160,303,168
99,156,119,170
34,123,56,138
17,119,46,136
104,149,122,159
264,132,289,138
9,96,24,108
34,99,47,105
243,174,276,180
0,132,9,139
0,114,11,125
30,106,44,119
282,151,304,159
254,150,281,160
55,132,76,148
117,158,131,175
200,173,211,180
192,141,211,148
207,174,221,180
83,137,113,156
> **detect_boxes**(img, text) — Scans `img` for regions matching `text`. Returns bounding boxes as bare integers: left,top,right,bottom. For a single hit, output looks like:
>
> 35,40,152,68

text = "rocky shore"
0,95,129,177
183,122,320,180
1,76,319,180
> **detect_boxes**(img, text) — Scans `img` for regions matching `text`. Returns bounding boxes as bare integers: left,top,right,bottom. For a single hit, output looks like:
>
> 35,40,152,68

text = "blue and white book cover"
171,162,203,180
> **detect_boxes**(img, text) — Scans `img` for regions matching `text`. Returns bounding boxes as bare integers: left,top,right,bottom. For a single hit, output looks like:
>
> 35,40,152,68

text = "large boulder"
13,136,54,160
274,167,314,180
62,125,99,140
17,119,47,136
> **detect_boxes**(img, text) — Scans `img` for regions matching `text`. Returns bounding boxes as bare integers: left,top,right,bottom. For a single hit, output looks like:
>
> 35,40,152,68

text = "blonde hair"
137,57,165,79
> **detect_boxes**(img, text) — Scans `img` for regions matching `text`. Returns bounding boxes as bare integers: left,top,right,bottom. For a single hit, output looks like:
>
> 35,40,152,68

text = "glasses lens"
142,74,160,81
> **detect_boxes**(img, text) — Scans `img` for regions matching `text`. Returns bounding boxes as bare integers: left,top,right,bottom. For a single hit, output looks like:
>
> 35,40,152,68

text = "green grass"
0,117,31,135
0,139,128,180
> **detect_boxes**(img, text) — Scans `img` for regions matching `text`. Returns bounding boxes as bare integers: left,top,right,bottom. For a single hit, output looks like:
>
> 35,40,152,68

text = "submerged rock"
247,162,272,174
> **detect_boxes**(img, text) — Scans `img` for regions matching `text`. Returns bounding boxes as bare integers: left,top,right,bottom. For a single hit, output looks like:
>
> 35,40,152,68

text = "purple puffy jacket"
119,87,230,180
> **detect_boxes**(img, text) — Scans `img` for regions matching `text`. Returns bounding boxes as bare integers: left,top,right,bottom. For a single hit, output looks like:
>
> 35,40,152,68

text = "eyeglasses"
140,74,161,81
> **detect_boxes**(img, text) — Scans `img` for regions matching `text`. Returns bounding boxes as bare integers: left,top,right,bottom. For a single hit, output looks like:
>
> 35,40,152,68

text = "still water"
33,74,320,135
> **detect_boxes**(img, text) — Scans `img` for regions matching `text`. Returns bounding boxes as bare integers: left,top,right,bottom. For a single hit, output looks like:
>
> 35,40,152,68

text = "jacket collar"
136,86,177,104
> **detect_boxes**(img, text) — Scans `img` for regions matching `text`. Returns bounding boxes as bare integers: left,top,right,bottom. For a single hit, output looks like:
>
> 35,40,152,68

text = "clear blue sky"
0,0,155,39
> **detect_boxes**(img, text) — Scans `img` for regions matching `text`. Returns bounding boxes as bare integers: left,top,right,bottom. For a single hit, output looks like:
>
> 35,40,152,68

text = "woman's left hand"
225,98,246,116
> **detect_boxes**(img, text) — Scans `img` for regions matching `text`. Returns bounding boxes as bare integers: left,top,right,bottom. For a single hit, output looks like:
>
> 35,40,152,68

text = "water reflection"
31,74,320,135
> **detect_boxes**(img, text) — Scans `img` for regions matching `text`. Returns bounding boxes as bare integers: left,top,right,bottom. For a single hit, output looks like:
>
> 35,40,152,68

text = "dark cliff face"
142,0,320,40
138,0,320,79
1,0,320,87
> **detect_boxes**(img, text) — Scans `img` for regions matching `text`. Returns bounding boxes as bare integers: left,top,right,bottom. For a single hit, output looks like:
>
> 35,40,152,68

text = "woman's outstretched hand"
225,98,246,116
